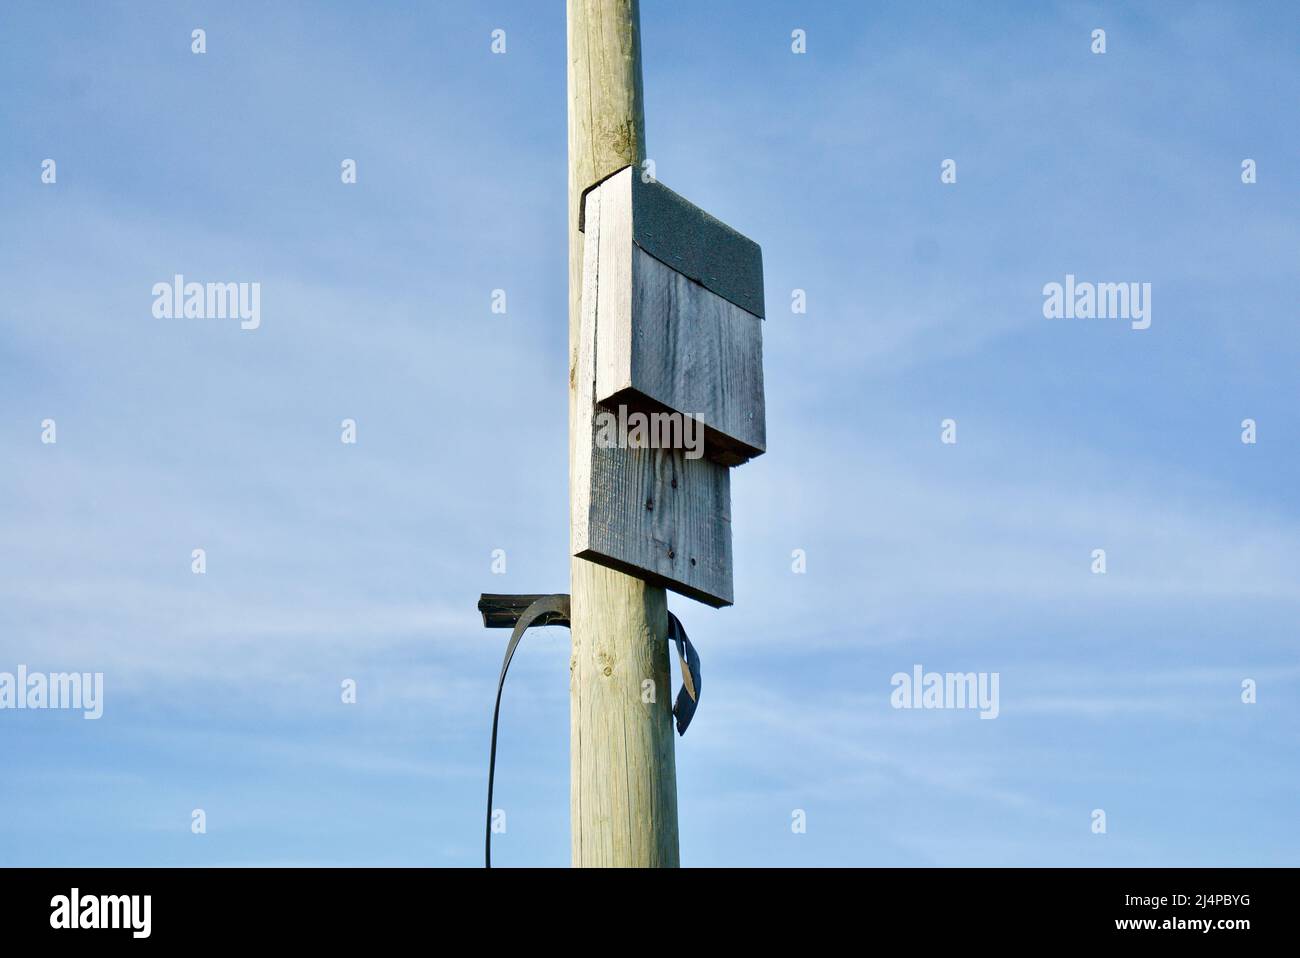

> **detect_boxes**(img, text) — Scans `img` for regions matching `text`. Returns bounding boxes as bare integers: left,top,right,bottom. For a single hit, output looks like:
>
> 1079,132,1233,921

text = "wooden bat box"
582,167,766,467
572,167,766,607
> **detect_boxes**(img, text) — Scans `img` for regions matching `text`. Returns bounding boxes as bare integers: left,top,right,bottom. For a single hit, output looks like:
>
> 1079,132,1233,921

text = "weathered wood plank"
578,443,734,607
628,247,765,464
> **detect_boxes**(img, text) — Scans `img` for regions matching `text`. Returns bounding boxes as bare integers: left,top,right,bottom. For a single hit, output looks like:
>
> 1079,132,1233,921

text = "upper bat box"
580,167,766,467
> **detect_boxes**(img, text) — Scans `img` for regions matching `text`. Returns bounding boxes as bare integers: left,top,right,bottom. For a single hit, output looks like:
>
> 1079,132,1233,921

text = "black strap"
484,596,701,868
486,594,570,869
668,612,701,736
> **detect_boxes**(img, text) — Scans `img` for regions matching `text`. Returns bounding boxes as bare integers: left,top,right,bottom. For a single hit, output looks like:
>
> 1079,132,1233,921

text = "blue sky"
1,0,1297,867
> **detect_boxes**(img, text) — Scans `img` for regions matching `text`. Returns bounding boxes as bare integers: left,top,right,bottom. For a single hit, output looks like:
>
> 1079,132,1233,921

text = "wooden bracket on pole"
478,593,571,630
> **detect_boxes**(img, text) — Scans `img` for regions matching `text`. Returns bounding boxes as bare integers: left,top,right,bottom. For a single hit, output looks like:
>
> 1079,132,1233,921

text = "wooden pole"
567,0,680,867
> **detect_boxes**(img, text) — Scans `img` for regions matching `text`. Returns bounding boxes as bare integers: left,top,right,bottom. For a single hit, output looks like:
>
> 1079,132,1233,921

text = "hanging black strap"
479,593,701,869
485,594,570,870
668,611,701,736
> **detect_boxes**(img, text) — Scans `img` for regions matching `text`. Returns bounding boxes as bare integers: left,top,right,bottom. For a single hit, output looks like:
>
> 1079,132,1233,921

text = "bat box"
580,166,766,467
572,167,766,607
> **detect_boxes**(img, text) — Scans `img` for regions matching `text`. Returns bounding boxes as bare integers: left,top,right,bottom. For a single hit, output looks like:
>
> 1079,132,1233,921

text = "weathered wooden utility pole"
567,0,679,868
482,0,762,871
